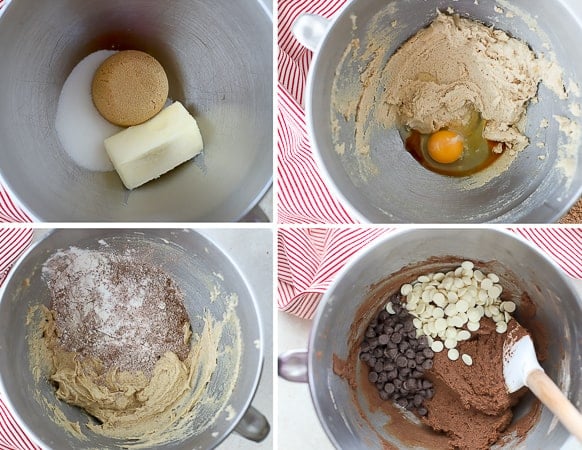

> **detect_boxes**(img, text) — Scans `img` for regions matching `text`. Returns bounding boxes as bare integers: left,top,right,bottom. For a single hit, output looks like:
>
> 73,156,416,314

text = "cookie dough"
92,50,169,126
333,257,545,449
30,247,233,445
422,318,528,449
384,13,541,152
37,305,220,441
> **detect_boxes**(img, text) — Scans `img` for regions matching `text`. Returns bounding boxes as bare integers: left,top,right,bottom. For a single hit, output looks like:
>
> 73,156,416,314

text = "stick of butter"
104,101,203,189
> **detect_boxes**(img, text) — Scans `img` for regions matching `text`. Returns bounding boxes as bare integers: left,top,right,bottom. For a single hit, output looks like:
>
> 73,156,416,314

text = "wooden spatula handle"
527,369,582,443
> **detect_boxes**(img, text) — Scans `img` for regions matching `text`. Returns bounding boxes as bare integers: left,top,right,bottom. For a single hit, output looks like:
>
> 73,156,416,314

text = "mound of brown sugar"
92,50,169,126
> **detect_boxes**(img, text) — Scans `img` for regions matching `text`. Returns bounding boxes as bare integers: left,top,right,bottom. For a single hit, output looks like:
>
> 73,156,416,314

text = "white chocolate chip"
434,272,445,281
386,302,396,314
399,263,514,355
456,299,469,313
457,330,471,341
447,348,460,361
481,278,493,290
488,285,502,299
487,273,500,283
431,340,444,352
433,307,445,319
467,307,481,323
467,321,480,332
435,318,448,332
473,270,485,281
461,354,473,366
401,284,413,296
445,327,457,339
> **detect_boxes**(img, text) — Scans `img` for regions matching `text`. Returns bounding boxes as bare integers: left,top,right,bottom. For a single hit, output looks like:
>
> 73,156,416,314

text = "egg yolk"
427,130,464,164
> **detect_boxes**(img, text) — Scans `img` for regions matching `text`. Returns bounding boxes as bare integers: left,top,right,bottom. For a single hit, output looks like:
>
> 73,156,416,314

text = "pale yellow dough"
384,13,541,152
35,305,221,443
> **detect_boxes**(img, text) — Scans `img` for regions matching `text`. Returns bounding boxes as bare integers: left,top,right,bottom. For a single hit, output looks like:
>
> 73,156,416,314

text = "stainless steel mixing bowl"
0,229,268,449
0,0,272,222
298,0,582,223
279,228,582,448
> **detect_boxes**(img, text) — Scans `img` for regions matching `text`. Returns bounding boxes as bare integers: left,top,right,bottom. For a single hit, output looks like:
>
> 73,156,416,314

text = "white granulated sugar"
55,50,122,172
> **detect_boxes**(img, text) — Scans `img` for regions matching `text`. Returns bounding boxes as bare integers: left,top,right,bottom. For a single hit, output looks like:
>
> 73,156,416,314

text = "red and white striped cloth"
0,228,36,450
278,227,582,319
278,0,354,224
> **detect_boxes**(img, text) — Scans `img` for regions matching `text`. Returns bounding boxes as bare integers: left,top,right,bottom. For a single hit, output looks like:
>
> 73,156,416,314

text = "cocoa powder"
42,247,190,375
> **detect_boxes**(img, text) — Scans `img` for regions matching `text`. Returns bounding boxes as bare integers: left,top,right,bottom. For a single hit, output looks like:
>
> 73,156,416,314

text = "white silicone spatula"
504,334,582,443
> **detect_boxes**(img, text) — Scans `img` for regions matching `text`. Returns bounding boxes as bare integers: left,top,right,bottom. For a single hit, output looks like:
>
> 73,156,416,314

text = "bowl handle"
291,13,331,52
278,349,309,382
235,404,271,442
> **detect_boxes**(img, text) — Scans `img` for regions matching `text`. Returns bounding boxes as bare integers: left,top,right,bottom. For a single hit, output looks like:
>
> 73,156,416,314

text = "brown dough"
92,50,169,126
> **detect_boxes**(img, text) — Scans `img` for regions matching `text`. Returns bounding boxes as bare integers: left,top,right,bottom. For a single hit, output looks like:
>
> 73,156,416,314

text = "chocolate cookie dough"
422,318,528,449
340,259,545,450
92,50,169,126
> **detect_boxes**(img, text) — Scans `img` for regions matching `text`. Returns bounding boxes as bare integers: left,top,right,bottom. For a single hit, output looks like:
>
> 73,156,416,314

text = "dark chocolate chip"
387,348,399,359
384,383,395,394
407,359,416,369
417,407,428,416
412,370,424,378
399,341,409,352
387,369,398,380
422,380,433,389
365,328,376,338
390,332,402,344
396,355,408,368
379,390,390,400
426,388,434,399
368,371,379,383
394,323,403,332
421,359,433,370
378,372,388,383
404,321,414,332
378,334,390,345
403,380,415,391
423,348,434,358
374,361,384,372
405,349,416,359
